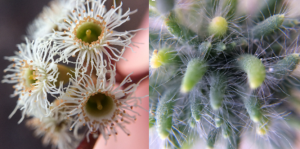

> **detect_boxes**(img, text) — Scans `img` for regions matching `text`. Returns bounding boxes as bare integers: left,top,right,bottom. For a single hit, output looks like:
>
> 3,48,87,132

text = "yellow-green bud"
208,16,228,37
150,49,175,69
181,59,207,93
237,54,266,89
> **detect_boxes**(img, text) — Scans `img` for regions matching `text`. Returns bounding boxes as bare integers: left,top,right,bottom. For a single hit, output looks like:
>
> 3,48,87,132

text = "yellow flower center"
20,60,38,91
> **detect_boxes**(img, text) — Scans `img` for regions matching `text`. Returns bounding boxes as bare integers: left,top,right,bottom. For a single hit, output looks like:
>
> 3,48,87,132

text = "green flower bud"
209,16,228,37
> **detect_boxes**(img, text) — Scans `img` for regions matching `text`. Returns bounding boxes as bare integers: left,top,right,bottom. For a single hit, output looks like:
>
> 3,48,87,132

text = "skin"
93,9,149,149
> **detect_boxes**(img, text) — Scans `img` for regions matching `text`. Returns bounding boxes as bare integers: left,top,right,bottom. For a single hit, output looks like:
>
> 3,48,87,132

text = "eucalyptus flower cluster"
150,0,300,149
2,0,144,148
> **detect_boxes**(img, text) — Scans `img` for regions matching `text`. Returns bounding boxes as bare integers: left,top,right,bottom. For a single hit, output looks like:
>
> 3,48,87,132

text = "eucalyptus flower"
2,0,146,148
59,65,145,142
2,38,60,122
26,100,81,149
52,0,138,72
27,0,75,40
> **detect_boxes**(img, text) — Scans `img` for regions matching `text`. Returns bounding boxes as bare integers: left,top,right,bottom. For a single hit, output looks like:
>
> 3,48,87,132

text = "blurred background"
0,0,148,149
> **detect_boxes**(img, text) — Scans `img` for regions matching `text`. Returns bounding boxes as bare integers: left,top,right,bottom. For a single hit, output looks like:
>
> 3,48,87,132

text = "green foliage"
156,89,177,139
251,14,285,38
150,0,300,148
237,54,266,89
209,73,227,110
181,59,207,93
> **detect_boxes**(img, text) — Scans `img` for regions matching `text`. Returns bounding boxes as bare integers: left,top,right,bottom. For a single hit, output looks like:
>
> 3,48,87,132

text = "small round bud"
208,16,228,37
